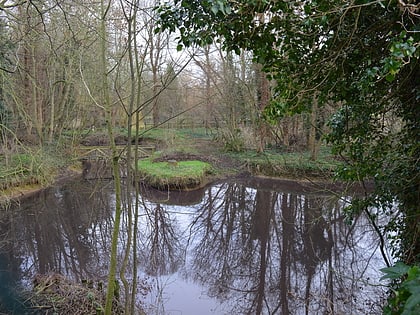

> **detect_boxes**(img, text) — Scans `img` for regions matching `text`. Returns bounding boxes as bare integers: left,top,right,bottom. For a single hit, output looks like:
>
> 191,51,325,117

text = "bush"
381,262,420,315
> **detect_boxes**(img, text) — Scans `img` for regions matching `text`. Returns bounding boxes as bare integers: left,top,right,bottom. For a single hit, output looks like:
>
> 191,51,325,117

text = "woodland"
0,0,419,314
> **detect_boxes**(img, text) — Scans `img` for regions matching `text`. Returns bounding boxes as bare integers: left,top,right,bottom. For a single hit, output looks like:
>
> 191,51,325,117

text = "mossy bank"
136,157,213,190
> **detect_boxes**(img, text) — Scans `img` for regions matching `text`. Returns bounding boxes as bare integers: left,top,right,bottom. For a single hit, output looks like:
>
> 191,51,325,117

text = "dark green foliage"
381,262,420,315
156,0,419,262
155,1,420,312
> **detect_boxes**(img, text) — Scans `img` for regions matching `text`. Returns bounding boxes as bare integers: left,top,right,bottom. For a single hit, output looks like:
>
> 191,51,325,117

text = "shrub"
381,262,420,315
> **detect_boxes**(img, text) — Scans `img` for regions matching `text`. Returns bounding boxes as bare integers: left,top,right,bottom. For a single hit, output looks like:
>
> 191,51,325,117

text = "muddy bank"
1,167,82,204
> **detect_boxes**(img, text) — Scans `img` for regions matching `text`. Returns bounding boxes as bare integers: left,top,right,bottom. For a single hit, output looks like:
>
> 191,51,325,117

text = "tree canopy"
156,0,419,265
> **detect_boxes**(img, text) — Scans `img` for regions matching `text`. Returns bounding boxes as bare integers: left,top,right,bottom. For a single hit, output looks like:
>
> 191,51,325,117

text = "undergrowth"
225,147,341,179
0,146,69,192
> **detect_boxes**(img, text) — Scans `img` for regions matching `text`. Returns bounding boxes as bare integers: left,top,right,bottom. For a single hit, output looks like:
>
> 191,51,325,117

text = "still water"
0,175,387,314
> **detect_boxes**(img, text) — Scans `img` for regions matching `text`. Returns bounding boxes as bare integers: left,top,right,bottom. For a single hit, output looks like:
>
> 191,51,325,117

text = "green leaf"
406,266,420,281
385,73,395,82
211,4,219,15
402,294,420,315
380,262,410,281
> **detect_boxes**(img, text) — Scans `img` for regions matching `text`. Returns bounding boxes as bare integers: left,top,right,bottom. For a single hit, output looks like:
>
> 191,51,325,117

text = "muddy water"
0,176,387,314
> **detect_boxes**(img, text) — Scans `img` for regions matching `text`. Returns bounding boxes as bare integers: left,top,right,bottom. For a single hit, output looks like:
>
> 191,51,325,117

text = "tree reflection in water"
0,177,386,314
138,202,183,276
0,180,115,282
187,181,386,314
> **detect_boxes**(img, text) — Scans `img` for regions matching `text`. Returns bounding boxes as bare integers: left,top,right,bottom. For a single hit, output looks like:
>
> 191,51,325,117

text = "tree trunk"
255,63,270,153
308,94,320,160
204,46,212,130
99,1,123,314
150,28,163,127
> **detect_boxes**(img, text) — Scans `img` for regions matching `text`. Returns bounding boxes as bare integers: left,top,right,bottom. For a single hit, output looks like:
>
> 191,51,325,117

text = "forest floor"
79,129,243,175
78,128,345,195
1,127,344,202
0,128,358,314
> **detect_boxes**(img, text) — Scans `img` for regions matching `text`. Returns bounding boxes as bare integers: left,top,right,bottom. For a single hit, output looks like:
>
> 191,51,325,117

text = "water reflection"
183,182,384,314
0,180,115,283
0,177,386,314
140,202,183,276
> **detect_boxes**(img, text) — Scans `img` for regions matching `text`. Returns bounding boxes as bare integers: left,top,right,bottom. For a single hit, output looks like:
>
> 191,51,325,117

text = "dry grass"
24,273,122,315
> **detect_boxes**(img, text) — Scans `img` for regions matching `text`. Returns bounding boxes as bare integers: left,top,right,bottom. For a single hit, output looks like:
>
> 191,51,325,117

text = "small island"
136,157,213,190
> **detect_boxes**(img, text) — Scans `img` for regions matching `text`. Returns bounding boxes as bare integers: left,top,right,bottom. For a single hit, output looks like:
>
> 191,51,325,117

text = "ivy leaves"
209,0,231,15
383,33,417,82
381,262,420,315
364,32,418,83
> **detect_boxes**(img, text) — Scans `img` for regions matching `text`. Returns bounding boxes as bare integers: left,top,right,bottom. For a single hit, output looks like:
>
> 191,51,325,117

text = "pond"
0,174,388,314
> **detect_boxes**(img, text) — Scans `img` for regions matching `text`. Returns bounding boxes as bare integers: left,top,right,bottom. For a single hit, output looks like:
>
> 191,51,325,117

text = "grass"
0,126,342,201
225,146,342,179
131,127,342,180
0,147,70,193
136,158,212,190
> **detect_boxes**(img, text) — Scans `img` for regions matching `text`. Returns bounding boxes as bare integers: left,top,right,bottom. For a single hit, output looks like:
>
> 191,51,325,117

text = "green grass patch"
225,146,343,179
136,158,212,190
173,127,213,139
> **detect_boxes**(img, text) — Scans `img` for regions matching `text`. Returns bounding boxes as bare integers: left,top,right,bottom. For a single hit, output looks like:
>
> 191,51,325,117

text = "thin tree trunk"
204,46,212,130
151,29,162,126
100,1,123,314
308,94,319,161
255,63,270,153
49,67,55,143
